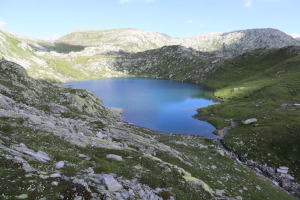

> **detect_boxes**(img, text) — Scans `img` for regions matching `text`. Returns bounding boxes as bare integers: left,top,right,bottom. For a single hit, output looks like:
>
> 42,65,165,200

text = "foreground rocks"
243,159,300,197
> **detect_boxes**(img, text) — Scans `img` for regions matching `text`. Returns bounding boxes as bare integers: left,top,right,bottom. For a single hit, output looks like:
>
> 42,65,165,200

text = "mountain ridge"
55,28,300,54
0,27,299,83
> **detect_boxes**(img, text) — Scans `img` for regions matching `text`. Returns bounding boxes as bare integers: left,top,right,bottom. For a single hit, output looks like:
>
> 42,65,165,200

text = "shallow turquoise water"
65,77,218,138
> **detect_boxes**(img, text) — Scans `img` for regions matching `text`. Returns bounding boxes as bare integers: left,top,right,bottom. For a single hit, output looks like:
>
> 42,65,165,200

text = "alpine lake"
65,77,219,138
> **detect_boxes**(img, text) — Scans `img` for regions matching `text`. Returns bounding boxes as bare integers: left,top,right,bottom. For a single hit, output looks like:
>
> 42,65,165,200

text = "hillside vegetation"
196,46,300,193
1,60,296,199
1,27,300,199
1,28,299,83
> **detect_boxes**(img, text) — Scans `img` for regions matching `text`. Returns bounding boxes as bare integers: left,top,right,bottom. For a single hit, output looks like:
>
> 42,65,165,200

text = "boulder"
16,194,28,199
216,149,225,156
54,161,65,169
50,173,61,178
215,189,225,196
96,131,106,139
242,118,257,125
103,177,123,192
277,166,288,174
279,166,289,170
22,163,35,173
86,167,94,175
106,154,123,161
51,181,59,186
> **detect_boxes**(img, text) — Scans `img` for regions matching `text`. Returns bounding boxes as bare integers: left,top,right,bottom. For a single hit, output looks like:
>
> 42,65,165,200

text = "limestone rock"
242,118,257,125
285,174,295,180
106,154,123,161
16,194,28,199
12,143,51,163
55,161,65,169
103,177,123,192
39,174,49,179
22,163,35,173
216,189,225,196
50,173,61,178
51,181,59,186
96,131,106,139
277,166,289,174
216,149,225,156
86,167,94,175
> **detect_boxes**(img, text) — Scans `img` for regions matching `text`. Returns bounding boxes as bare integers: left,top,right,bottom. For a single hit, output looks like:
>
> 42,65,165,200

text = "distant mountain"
55,28,172,52
296,37,300,41
56,28,300,55
179,28,300,56
0,28,299,82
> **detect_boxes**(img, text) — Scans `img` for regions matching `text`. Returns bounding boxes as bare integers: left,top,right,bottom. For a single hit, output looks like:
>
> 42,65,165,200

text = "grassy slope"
0,60,295,199
196,46,300,182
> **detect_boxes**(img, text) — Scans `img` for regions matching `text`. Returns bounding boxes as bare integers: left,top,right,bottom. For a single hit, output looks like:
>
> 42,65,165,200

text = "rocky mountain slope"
56,28,172,52
57,28,300,56
0,28,299,83
0,60,295,199
1,27,300,199
112,45,223,83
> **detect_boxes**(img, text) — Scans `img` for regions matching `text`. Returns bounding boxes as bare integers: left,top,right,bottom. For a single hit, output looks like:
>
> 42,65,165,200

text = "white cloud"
186,20,193,24
0,19,6,28
244,0,252,7
120,0,155,4
199,24,205,28
290,32,300,38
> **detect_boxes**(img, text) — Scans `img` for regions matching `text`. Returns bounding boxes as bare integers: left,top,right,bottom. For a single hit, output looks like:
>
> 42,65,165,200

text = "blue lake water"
65,78,218,138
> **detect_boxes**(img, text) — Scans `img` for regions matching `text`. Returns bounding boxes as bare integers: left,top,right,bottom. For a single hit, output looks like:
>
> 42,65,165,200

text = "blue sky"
0,0,299,40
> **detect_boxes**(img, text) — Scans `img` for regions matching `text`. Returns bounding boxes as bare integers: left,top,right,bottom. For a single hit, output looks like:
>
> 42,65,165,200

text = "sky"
0,0,299,40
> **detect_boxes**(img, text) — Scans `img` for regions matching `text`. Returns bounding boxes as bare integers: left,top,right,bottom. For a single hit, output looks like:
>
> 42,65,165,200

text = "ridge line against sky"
0,0,299,40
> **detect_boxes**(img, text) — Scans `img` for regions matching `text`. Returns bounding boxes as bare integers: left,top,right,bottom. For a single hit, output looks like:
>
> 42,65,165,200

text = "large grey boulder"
103,177,123,192
106,154,123,161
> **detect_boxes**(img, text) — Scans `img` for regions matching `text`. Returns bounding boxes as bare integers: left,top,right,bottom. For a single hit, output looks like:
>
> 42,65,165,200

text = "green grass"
157,134,294,200
196,47,300,182
50,59,89,80
0,156,92,200
1,45,299,199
